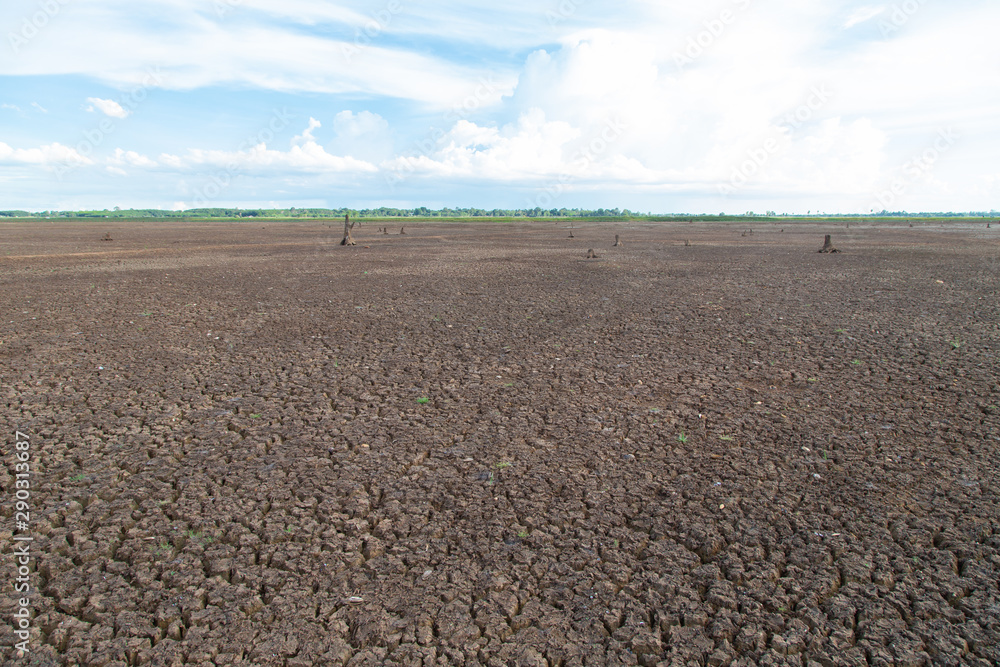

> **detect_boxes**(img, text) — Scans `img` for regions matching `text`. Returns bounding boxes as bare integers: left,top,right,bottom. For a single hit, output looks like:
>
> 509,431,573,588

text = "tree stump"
586,249,599,259
400,226,406,234
101,232,113,242
613,234,622,247
340,214,356,246
684,239,691,247
817,235,840,253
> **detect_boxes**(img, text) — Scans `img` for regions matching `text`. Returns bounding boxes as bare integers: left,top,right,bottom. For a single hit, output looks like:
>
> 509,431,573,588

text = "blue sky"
1,0,998,213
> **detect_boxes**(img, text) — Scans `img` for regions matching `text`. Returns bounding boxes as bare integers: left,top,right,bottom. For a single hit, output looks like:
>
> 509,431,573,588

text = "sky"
1,0,998,214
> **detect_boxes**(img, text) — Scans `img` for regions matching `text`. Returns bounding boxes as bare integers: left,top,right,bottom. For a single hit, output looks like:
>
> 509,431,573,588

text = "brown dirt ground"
1,218,999,667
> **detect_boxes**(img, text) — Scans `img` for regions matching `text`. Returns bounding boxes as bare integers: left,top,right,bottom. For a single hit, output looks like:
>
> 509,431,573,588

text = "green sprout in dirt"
949,338,962,349
486,471,494,486
69,473,86,482
851,360,862,366
719,435,734,442
517,530,528,539
187,530,213,545
494,461,511,470
677,431,688,444
835,328,846,333
250,413,262,419
416,397,430,404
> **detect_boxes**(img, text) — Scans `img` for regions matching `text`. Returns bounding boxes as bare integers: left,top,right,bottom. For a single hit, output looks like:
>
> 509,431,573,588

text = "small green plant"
807,377,818,383
949,338,962,349
187,530,214,545
835,328,846,333
486,471,494,486
517,530,528,539
141,310,153,317
851,360,862,366
69,473,86,482
416,397,430,404
677,431,688,444
250,413,261,419
432,316,441,322
495,461,511,470
719,435,734,442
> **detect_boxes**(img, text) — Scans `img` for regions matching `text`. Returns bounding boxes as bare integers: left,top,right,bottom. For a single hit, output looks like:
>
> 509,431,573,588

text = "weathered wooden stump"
340,214,356,246
101,232,113,242
613,234,622,247
586,248,599,259
817,234,841,253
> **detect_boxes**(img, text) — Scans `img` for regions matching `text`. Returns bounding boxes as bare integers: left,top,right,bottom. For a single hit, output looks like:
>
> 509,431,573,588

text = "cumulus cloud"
158,142,377,174
292,117,322,146
0,141,92,167
108,148,158,169
86,97,130,119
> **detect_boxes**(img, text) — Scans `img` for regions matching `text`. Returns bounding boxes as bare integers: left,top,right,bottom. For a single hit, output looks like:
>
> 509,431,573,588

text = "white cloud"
1,103,23,113
86,97,130,119
0,141,92,167
292,117,322,146
109,148,158,168
844,6,885,28
31,102,48,113
159,141,377,174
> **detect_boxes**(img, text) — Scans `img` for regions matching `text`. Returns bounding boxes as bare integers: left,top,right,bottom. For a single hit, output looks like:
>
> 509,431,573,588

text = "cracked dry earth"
1,218,999,667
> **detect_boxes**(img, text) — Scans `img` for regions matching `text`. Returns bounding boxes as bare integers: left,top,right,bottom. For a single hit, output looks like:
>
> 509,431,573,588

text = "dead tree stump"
613,234,622,247
817,235,840,253
101,232,113,242
684,239,691,247
586,249,599,259
400,227,406,235
340,214,356,246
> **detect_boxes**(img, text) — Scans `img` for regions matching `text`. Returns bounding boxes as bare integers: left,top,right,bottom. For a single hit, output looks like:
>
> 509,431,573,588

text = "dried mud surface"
2,219,999,666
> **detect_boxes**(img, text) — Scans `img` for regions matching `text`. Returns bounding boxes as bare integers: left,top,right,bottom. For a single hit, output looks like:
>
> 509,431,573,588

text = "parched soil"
1,218,999,666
